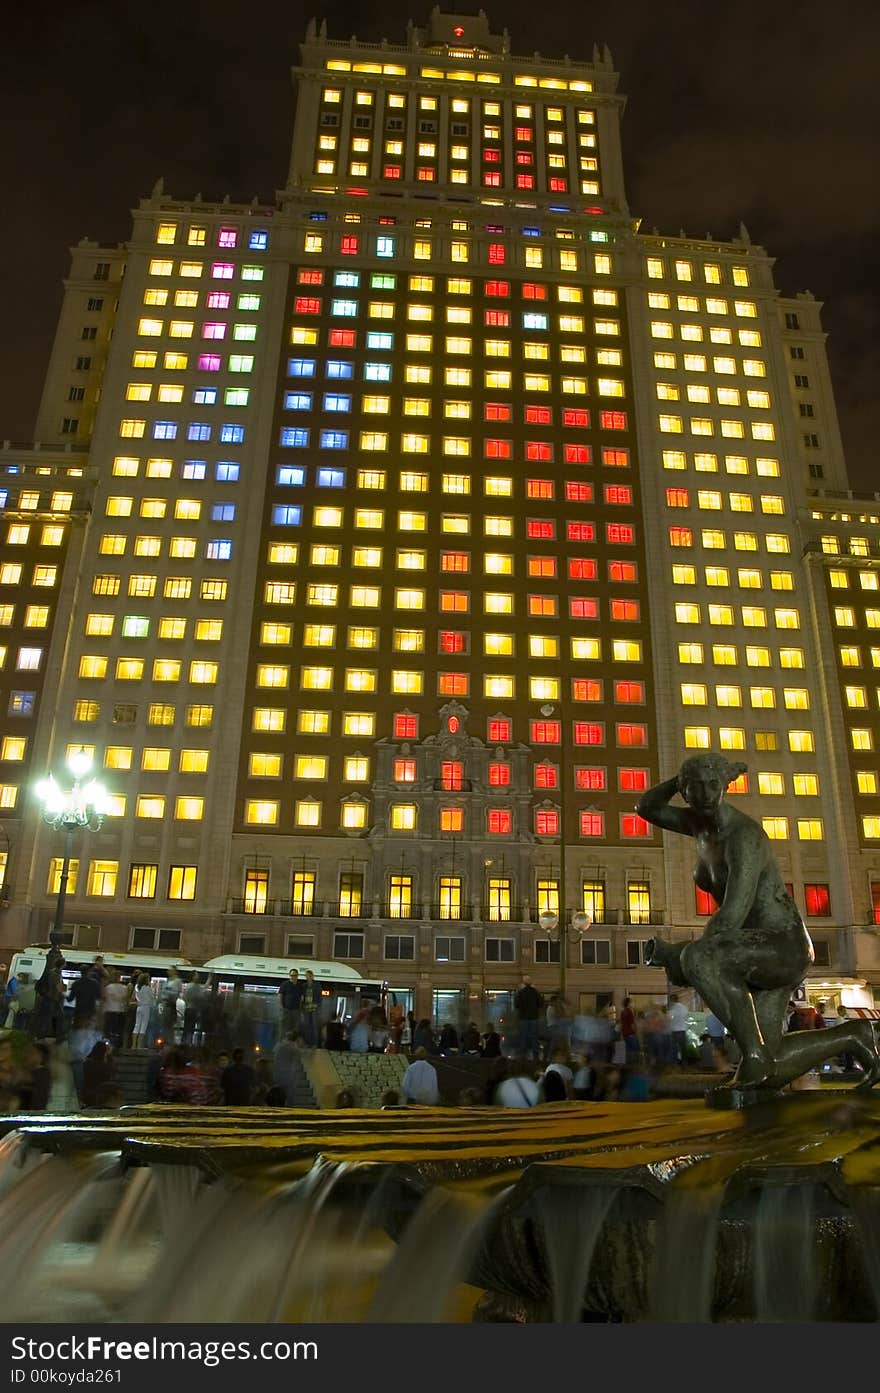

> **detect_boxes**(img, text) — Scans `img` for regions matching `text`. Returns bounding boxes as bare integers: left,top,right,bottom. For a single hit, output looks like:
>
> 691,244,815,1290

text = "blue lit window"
0,491,7,509
215,461,240,482
331,299,358,317
366,332,393,350
272,505,302,526
153,420,178,440
280,428,309,447
187,422,212,441
182,459,207,479
8,691,35,717
220,424,245,444
326,361,353,379
287,358,315,377
206,539,233,560
334,270,360,288
317,468,345,488
249,229,269,250
320,430,349,450
277,466,306,486
376,236,395,258
192,388,218,406
284,392,313,411
211,503,236,522
522,313,548,330
523,226,541,237
364,362,391,382
309,211,328,221
323,394,351,413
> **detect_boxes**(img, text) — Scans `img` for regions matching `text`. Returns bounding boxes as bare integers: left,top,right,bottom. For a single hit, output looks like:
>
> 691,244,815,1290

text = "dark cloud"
3,0,877,485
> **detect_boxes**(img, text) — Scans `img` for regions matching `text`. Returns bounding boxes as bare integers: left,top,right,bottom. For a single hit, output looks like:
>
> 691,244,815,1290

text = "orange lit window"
440,591,469,612
529,595,557,616
484,402,512,422
438,672,469,696
568,558,598,580
393,758,416,781
329,328,356,347
603,447,630,467
609,560,637,582
528,557,556,578
297,268,324,285
617,724,648,746
526,443,553,462
441,552,470,573
565,482,593,502
666,487,690,507
489,762,511,786
669,526,693,546
607,523,635,544
572,678,602,701
484,439,512,459
611,599,640,621
563,408,590,428
601,410,628,430
615,680,645,702
526,478,554,498
522,282,547,300
440,807,464,833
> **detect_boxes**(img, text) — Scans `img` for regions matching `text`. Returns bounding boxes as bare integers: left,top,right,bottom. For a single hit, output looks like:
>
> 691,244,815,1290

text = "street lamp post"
36,748,108,948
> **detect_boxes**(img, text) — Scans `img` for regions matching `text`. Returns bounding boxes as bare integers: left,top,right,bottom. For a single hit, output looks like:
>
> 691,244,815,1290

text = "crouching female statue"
637,754,880,1091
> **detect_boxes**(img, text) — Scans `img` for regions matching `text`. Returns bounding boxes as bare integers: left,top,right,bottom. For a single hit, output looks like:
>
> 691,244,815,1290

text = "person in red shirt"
620,997,640,1060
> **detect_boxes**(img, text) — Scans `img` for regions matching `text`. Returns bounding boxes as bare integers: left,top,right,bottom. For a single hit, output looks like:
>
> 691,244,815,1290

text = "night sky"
4,1,877,490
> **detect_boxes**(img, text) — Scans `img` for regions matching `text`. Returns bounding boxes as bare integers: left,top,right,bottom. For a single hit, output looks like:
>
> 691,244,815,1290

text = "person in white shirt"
401,1047,440,1105
668,996,691,1064
542,1050,574,1101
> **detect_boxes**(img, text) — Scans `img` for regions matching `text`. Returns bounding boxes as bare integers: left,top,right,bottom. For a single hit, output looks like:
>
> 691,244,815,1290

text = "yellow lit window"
789,730,815,753
301,666,333,691
680,683,708,706
612,639,642,662
571,637,601,661
714,644,739,666
762,818,789,840
678,642,704,663
390,803,416,831
136,795,165,819
797,818,823,841
715,685,742,707
294,755,328,780
675,603,701,624
684,727,710,749
719,728,745,750
343,757,370,782
246,800,279,825
342,712,375,737
256,664,290,688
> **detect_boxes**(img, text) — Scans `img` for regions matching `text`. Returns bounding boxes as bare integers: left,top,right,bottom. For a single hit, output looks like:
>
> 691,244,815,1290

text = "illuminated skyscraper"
0,12,874,1022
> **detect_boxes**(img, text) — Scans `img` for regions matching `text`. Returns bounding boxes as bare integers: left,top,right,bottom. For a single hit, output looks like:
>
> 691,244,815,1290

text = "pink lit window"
619,768,649,793
574,722,604,746
611,599,640,622
488,718,511,742
580,811,604,837
383,165,402,180
615,679,645,702
565,482,593,502
483,149,501,163
198,353,221,372
567,522,596,542
609,561,637,582
483,172,501,187
201,322,227,340
530,720,561,744
621,813,651,838
605,484,633,506
516,151,533,166
489,762,511,787
329,328,356,347
439,629,466,652
548,177,568,193
576,767,606,791
570,598,599,619
218,228,238,248
341,235,359,255
393,713,418,739
572,679,602,702
600,410,628,431
607,523,635,545
602,447,630,467
206,292,231,309
533,763,557,789
617,724,648,747
516,175,535,189
564,444,591,464
568,558,598,580
417,167,436,182
536,809,559,836
488,243,506,265
211,263,235,280
297,268,324,285
487,809,512,834
294,297,321,315
484,309,511,327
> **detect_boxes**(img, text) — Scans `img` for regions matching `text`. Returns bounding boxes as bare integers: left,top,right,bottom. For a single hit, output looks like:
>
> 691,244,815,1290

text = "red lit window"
516,174,535,189
417,167,436,182
485,280,510,297
484,438,512,459
576,767,606,791
529,595,558,616
484,402,512,422
580,811,604,837
666,487,690,508
567,521,596,542
572,678,602,702
563,408,590,428
522,282,547,300
530,720,561,744
383,164,402,180
297,268,324,285
536,809,560,836
488,808,512,834
483,172,502,187
565,482,593,502
568,558,598,580
528,557,557,577
570,597,599,619
611,599,640,621
564,444,592,465
489,762,511,787
871,882,880,925
488,717,511,743
440,552,469,573
695,887,717,915
534,762,557,789
668,526,693,547
483,148,501,163
525,405,552,425
609,560,637,582
438,673,469,696
340,235,359,256
619,768,649,793
602,447,630,468
526,442,553,462
393,713,418,739
441,760,464,790
439,591,469,612
515,126,533,142
615,680,645,703
804,884,831,916
617,724,648,747
329,328,356,347
393,758,416,781
527,519,555,539
607,523,635,544
548,177,568,193
439,630,466,652
526,478,554,499
605,484,633,506
488,243,506,265
294,296,321,315
622,813,651,838
601,410,628,431
574,722,604,746
516,151,533,166
484,308,510,327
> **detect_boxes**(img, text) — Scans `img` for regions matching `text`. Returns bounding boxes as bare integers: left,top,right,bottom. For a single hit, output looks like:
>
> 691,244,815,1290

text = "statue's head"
678,753,746,814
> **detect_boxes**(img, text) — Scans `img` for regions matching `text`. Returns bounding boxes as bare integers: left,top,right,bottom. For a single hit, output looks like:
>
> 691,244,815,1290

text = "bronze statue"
637,754,880,1091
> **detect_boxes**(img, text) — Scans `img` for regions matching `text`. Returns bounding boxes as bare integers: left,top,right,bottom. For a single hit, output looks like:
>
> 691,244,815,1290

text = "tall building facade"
1,10,876,1023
